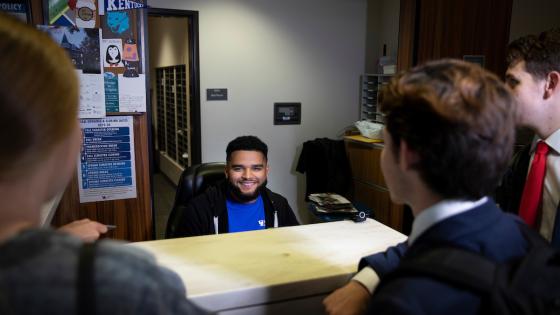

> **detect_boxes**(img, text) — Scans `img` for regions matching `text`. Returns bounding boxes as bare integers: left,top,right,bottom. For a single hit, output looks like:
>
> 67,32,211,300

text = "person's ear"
544,71,560,99
399,140,420,171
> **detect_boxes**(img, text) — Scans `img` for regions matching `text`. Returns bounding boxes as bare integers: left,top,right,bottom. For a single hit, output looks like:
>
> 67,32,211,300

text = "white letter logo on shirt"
258,220,265,227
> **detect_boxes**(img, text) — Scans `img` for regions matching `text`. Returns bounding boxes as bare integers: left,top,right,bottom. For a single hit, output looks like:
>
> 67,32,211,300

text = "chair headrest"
166,162,226,238
174,162,226,207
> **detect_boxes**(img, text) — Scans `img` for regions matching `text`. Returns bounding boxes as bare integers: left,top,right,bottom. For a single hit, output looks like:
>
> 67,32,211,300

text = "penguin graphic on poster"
105,45,122,67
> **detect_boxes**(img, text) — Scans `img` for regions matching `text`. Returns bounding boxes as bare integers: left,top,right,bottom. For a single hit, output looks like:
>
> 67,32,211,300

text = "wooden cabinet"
344,136,405,233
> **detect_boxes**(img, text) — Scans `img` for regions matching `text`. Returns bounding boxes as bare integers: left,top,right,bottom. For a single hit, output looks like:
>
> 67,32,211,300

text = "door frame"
146,8,201,239
147,7,202,166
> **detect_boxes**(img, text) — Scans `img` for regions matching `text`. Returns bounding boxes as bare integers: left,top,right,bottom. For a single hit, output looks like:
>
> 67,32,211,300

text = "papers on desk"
309,193,357,213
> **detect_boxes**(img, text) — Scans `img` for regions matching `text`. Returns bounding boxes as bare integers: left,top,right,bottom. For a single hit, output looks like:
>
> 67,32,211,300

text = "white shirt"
352,197,487,294
530,130,560,241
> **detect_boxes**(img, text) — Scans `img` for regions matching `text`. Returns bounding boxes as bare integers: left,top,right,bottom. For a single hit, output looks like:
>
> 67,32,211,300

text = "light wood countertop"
131,219,406,313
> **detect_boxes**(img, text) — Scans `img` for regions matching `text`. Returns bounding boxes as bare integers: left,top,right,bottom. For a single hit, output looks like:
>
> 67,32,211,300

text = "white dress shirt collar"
408,197,488,245
532,129,560,154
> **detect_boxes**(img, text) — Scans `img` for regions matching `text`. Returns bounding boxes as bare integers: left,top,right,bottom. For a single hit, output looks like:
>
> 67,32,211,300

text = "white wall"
148,16,190,67
147,0,367,223
509,0,560,41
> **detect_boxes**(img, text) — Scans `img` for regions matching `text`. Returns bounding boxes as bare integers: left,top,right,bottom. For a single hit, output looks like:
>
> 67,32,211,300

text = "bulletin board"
43,0,147,203
44,0,147,116
40,0,154,241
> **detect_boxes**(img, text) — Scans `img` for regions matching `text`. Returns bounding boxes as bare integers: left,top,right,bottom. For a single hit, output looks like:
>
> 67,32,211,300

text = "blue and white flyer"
78,116,137,202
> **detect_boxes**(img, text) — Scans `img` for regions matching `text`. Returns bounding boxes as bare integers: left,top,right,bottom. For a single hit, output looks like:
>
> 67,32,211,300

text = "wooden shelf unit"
360,74,392,123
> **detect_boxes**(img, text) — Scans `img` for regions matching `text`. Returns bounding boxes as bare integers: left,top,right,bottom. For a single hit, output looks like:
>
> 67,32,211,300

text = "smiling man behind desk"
173,135,299,237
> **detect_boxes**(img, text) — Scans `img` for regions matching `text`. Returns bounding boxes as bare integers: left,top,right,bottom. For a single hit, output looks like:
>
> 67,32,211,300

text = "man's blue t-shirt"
226,195,266,233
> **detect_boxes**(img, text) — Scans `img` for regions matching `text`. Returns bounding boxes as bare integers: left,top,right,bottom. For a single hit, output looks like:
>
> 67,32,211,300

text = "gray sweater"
0,229,208,315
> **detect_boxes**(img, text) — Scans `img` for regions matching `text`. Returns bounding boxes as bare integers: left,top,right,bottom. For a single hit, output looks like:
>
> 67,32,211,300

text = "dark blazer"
495,144,560,247
364,200,528,315
173,180,299,237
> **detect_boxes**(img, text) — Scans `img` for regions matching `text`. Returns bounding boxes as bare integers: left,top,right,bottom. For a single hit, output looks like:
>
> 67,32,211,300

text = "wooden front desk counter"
131,219,406,314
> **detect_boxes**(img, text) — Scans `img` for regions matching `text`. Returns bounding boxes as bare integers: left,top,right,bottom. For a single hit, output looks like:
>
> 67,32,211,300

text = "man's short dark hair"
226,136,268,162
380,59,516,200
506,28,560,79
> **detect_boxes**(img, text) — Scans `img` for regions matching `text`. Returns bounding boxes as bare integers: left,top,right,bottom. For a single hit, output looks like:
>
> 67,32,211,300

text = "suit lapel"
551,202,560,248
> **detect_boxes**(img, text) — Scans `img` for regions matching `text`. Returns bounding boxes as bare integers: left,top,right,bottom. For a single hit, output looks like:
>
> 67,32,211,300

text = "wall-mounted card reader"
274,102,301,125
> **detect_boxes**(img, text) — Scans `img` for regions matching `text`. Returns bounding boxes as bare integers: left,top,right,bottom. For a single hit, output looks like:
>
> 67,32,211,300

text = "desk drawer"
345,141,386,187
354,181,403,232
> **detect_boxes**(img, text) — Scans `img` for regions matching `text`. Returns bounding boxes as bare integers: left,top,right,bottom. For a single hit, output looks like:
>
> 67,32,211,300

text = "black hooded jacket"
173,180,299,237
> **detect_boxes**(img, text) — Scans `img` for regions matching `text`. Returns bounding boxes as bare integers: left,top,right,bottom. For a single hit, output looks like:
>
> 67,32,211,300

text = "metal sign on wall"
207,88,228,101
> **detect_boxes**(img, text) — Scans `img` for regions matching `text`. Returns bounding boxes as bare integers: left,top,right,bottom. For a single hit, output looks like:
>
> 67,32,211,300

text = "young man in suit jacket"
497,28,560,247
324,59,528,315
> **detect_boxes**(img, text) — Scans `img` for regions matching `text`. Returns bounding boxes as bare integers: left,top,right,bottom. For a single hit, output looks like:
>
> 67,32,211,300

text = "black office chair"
165,162,226,238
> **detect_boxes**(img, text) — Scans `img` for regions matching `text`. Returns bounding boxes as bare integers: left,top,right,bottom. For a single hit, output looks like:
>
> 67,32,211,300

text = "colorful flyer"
48,0,100,28
104,72,119,112
102,38,124,68
78,116,137,203
38,25,105,117
38,25,103,74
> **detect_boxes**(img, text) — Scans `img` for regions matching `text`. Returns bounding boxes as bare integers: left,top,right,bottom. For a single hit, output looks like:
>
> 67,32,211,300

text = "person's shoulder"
264,189,292,211
264,188,288,203
494,212,528,250
96,239,157,265
96,240,186,290
92,241,198,314
9,228,79,246
0,229,81,264
372,275,480,315
261,188,299,225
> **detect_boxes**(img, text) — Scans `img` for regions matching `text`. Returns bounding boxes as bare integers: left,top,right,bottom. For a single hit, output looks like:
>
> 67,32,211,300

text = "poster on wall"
102,10,131,37
77,71,106,117
104,72,119,112
78,116,137,203
0,0,31,23
103,0,146,12
38,25,102,74
38,25,105,117
48,0,100,28
102,38,124,68
118,74,146,112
